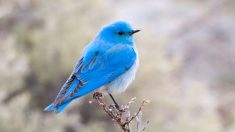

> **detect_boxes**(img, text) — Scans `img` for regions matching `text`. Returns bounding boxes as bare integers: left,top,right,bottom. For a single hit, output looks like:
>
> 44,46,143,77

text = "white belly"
105,49,139,93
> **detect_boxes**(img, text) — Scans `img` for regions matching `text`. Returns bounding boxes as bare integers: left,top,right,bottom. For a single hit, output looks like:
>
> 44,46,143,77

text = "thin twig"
141,121,150,132
92,92,150,132
126,100,150,124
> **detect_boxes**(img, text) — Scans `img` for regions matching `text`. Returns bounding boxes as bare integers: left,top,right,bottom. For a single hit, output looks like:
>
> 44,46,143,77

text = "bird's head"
97,21,140,45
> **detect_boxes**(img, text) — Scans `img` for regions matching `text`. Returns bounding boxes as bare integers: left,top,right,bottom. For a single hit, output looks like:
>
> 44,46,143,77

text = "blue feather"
55,100,72,113
44,77,79,112
44,103,55,111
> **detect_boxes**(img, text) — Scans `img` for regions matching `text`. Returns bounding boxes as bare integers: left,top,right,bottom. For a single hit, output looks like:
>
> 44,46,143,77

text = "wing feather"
53,44,136,107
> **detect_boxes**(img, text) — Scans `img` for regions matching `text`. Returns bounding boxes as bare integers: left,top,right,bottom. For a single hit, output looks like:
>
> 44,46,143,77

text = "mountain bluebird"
44,21,140,113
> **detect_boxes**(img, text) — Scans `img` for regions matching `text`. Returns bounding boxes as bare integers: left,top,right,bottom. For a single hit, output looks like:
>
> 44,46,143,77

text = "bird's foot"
93,91,103,99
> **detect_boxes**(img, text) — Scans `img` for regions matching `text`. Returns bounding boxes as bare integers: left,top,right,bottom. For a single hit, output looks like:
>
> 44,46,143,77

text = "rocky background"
0,0,235,132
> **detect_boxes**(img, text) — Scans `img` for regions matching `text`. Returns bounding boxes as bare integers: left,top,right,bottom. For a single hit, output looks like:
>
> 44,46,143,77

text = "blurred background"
0,0,235,131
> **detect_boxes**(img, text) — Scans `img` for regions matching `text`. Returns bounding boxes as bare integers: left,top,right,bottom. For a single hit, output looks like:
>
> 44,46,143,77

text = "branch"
92,92,150,132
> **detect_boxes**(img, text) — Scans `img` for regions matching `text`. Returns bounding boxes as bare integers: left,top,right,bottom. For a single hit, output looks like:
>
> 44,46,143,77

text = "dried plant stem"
93,92,149,132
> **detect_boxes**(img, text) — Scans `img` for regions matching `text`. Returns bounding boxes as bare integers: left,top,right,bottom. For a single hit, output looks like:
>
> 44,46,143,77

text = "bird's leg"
109,93,121,111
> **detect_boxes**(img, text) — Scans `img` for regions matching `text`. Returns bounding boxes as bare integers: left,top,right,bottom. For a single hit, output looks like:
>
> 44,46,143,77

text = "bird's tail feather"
44,103,55,112
44,76,79,113
55,100,72,113
43,100,72,113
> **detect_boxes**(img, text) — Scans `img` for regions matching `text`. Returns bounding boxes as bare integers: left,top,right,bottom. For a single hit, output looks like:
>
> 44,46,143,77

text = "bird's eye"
117,31,124,35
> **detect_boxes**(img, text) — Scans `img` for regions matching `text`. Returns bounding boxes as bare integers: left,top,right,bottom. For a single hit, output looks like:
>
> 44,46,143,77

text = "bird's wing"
53,44,136,107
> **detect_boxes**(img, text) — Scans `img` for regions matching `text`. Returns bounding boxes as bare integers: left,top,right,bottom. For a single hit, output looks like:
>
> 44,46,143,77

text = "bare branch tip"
92,92,149,132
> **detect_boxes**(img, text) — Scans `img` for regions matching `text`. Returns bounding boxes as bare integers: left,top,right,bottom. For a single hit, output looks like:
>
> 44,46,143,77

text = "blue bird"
44,21,140,113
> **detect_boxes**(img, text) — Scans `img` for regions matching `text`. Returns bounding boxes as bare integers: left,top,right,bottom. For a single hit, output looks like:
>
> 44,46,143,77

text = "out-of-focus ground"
0,0,235,132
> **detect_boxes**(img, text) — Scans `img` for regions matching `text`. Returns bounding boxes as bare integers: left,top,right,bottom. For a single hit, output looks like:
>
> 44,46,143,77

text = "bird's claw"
93,92,103,99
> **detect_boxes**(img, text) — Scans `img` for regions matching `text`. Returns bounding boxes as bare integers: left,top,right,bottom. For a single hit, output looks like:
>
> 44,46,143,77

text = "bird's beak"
131,29,141,35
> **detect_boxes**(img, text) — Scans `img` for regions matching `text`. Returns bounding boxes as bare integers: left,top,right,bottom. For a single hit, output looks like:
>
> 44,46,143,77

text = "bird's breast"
105,48,139,93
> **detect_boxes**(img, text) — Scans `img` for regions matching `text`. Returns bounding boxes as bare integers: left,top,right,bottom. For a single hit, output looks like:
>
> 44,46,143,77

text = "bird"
44,21,140,113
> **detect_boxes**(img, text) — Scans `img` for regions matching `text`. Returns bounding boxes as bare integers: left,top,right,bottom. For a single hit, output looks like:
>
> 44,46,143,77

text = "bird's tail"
43,100,72,113
44,75,79,113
